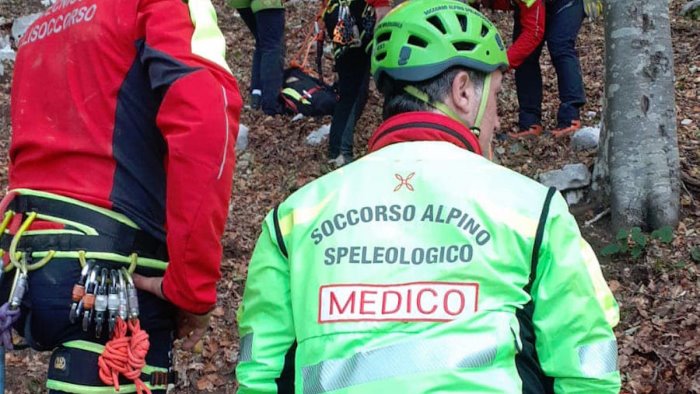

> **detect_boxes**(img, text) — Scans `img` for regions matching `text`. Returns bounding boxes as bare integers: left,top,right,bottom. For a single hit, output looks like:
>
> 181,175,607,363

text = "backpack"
281,67,338,117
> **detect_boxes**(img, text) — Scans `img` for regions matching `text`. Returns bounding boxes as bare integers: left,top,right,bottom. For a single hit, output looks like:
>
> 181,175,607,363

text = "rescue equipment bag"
281,66,338,117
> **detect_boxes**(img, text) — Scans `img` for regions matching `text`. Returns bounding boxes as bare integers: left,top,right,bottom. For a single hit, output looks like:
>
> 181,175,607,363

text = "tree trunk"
593,0,680,232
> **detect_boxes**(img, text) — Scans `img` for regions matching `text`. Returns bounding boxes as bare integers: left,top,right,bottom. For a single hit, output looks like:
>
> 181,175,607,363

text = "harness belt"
2,192,168,265
47,340,177,393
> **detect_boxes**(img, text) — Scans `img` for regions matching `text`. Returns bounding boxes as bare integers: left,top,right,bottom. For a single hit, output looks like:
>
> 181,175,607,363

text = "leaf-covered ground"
0,0,699,392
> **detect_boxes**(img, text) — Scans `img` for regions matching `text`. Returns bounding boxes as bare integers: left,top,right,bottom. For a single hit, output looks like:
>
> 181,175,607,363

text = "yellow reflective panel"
278,193,337,236
580,239,620,327
188,0,232,73
480,198,538,238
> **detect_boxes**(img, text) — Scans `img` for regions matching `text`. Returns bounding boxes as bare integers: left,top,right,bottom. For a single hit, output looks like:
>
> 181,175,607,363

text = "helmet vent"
408,35,428,48
375,52,388,62
453,41,476,52
427,16,447,34
481,24,489,38
457,14,468,32
376,32,392,44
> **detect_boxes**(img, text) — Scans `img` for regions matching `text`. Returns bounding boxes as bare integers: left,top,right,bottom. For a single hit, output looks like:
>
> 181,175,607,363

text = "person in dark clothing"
232,0,286,115
324,0,390,167
511,0,587,138
477,0,547,138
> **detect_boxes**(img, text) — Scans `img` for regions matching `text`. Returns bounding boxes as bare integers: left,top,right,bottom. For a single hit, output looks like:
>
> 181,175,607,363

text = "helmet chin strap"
403,73,492,138
472,73,492,134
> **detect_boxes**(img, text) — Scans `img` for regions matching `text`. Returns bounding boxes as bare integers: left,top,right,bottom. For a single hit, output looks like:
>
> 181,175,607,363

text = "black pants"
514,0,586,129
1,258,175,393
238,7,286,115
328,48,370,160
325,0,372,160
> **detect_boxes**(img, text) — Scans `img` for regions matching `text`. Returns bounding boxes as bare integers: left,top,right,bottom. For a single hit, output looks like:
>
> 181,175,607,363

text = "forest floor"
0,0,699,392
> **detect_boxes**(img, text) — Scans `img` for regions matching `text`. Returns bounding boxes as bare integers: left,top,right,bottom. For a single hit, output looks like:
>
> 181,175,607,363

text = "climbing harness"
0,191,171,393
325,0,376,59
332,2,361,49
327,0,360,59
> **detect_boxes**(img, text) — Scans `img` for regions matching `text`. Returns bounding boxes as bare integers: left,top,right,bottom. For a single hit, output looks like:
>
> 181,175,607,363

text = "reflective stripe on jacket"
236,113,620,393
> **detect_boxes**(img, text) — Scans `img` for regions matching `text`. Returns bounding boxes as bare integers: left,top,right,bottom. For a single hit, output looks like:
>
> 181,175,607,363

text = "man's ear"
450,70,474,117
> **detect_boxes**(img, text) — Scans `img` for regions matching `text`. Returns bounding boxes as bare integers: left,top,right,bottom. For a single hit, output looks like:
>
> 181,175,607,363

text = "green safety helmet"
371,0,509,87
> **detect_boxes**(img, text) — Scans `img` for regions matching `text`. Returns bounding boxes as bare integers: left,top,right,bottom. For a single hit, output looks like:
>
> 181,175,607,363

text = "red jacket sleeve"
137,0,242,314
507,0,545,69
490,0,513,11
366,0,390,8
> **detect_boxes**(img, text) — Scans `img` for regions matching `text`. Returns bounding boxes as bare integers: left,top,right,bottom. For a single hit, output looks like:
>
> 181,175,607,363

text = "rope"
3,212,56,273
98,318,151,394
0,303,20,349
290,0,328,75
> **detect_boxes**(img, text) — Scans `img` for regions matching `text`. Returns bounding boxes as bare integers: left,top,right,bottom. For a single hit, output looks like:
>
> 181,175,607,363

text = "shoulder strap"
272,205,289,258
524,187,557,294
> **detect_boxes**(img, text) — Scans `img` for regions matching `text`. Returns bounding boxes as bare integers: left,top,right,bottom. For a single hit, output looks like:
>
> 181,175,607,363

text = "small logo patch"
394,172,415,192
398,46,412,66
54,355,67,371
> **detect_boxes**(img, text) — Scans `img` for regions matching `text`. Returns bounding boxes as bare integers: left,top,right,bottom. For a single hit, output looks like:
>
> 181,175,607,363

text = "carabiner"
121,268,139,320
9,253,29,310
117,269,128,321
69,260,94,323
94,268,109,338
107,269,120,333
81,267,98,332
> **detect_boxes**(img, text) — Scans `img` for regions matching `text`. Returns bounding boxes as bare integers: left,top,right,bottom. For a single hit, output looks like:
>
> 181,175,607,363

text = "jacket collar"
367,112,482,155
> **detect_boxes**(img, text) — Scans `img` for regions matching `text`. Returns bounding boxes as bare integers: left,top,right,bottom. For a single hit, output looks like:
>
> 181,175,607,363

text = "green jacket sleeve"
236,210,295,394
531,192,621,393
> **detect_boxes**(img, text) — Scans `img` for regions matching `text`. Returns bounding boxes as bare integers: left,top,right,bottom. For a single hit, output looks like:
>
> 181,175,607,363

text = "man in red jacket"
2,0,241,392
485,0,545,70
477,0,546,137
491,0,588,138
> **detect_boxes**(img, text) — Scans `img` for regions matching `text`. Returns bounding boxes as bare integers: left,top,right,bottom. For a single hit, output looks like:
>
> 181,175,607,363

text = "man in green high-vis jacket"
236,1,621,393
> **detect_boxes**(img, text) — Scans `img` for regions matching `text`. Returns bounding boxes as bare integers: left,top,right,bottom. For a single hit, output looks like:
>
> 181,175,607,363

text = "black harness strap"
5,194,168,261
48,344,177,390
272,205,289,258
0,233,168,262
524,187,557,295
514,186,558,394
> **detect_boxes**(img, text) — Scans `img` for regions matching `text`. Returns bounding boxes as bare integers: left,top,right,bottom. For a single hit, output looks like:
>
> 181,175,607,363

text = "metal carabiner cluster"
333,3,361,48
69,263,140,338
8,254,30,311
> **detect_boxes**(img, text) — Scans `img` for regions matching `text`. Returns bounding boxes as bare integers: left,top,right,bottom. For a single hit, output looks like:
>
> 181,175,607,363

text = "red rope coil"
98,318,151,394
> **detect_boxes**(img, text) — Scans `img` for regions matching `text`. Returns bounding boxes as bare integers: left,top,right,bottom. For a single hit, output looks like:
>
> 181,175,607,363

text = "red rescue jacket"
10,0,242,314
366,0,390,7
491,0,545,69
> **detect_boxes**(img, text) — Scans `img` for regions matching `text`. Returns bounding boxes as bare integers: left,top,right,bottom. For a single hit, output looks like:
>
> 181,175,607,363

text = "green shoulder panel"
187,0,232,73
251,0,284,12
227,0,251,8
